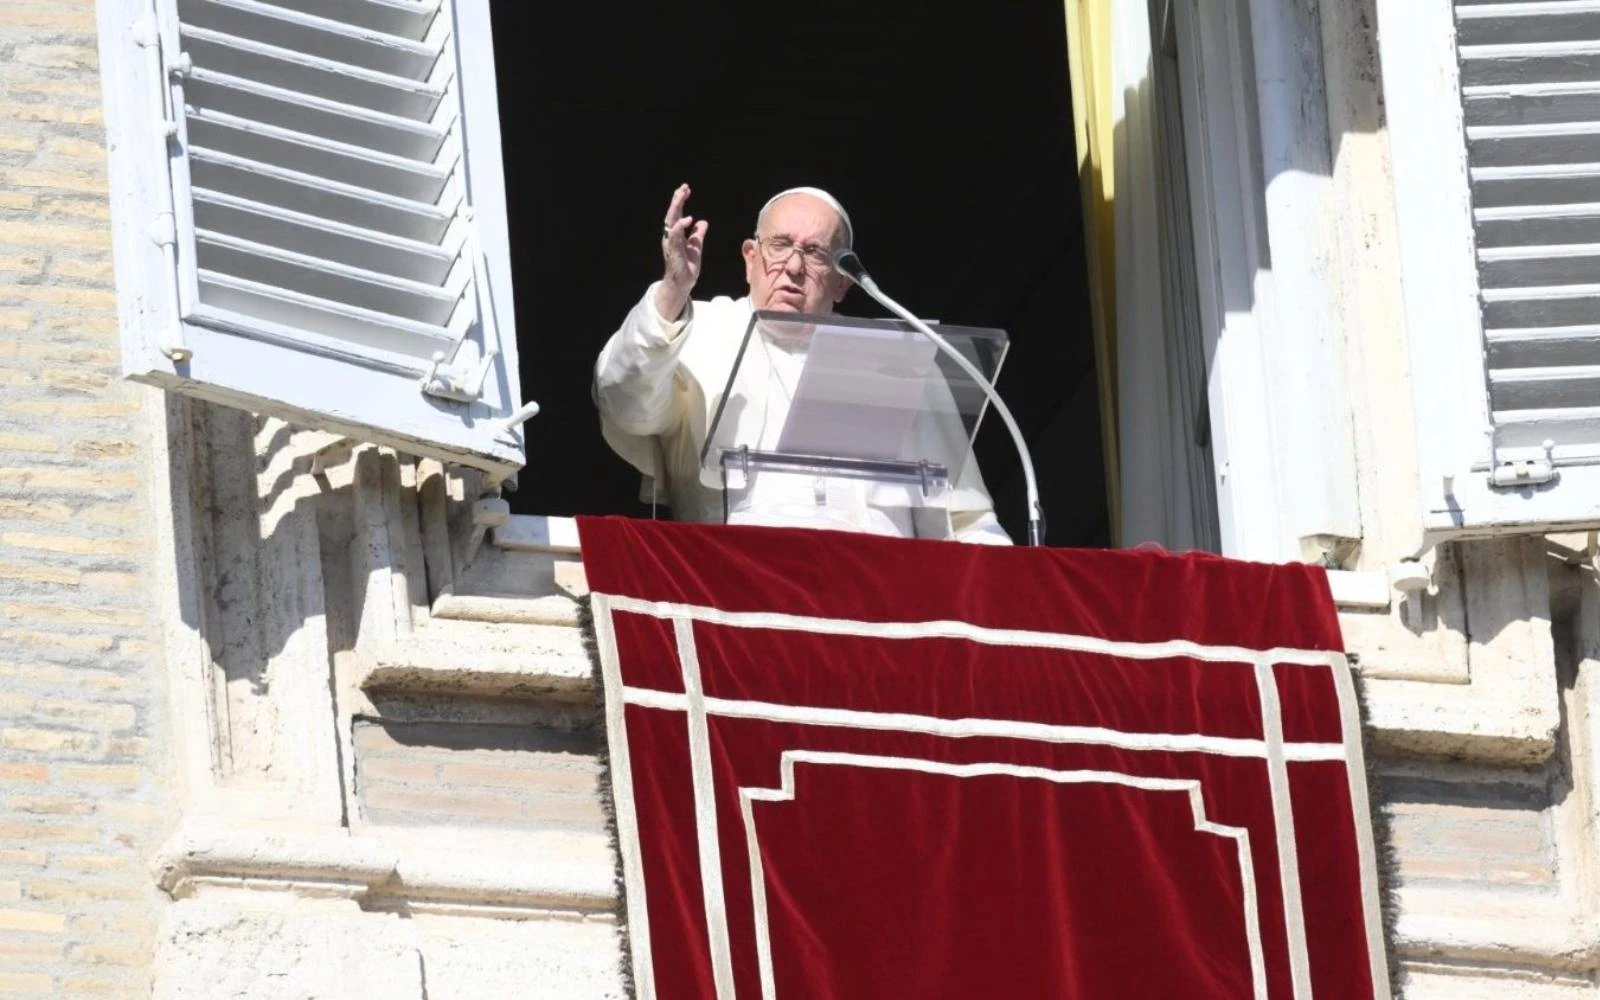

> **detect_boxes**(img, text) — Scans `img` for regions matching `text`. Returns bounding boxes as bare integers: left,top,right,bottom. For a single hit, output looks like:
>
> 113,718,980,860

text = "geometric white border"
621,686,1347,763
593,594,658,999
737,751,1269,1000
591,593,1392,1000
1254,656,1312,1000
673,617,737,1000
602,594,1352,668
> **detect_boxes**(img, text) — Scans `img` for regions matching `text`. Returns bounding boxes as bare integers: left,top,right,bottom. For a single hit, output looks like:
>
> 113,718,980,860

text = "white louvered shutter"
1379,0,1600,532
102,0,525,476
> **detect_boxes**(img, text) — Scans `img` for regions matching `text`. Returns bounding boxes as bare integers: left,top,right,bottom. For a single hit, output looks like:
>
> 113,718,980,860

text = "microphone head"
832,247,868,281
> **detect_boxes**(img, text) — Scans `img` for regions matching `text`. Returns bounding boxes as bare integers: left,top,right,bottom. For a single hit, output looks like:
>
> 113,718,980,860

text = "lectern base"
725,501,954,541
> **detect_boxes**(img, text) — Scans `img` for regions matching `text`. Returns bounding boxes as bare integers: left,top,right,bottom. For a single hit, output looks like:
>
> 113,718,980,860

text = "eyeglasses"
754,235,836,275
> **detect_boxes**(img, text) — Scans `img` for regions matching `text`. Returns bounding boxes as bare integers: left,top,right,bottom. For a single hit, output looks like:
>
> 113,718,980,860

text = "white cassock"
594,281,1012,544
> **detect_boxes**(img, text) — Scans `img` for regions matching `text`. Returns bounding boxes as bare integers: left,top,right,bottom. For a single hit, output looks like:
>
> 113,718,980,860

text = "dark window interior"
490,0,1107,546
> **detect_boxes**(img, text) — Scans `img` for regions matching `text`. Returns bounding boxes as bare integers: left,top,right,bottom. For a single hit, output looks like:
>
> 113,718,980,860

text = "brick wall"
354,716,605,834
1381,764,1557,891
0,3,171,997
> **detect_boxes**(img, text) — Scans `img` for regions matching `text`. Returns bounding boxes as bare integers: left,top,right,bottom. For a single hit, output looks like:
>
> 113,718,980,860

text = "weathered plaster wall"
0,3,173,995
145,422,624,998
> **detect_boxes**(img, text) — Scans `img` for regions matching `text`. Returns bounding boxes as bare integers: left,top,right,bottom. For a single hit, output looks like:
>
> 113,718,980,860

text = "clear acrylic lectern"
699,311,1009,539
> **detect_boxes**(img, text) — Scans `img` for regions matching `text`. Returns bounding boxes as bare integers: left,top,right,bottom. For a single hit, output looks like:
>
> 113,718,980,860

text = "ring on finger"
661,223,671,238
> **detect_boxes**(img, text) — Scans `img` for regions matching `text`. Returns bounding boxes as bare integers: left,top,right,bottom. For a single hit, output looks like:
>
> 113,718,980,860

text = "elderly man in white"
593,184,1010,543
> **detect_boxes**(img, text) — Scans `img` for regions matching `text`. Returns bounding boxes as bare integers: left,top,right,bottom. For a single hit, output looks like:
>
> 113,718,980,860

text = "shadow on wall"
168,396,366,784
1105,0,1393,552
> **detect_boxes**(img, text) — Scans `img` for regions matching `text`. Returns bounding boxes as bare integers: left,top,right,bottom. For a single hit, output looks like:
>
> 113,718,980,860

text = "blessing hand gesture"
656,183,708,321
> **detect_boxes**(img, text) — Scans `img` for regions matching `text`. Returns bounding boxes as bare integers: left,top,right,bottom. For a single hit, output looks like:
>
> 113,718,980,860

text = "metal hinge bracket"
1488,439,1558,489
420,347,497,403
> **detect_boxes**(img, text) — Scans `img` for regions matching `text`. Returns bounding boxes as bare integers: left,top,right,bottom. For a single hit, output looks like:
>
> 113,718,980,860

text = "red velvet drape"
580,517,1386,999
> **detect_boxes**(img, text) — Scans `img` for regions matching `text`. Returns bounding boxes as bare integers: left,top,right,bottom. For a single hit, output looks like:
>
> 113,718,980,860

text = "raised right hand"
657,183,708,320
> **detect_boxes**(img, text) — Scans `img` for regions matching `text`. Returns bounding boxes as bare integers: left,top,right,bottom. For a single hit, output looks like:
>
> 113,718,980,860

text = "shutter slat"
1463,82,1600,126
1479,242,1600,285
1488,324,1600,368
1495,406,1600,457
249,0,441,40
192,187,458,284
1460,42,1600,86
177,22,436,103
178,0,441,80
184,59,441,126
196,229,462,326
197,269,454,358
1468,122,1600,165
1475,199,1600,245
1490,363,1600,408
1472,167,1600,210
1481,283,1600,326
186,108,452,201
180,27,452,154
1456,2,1600,47
188,147,455,242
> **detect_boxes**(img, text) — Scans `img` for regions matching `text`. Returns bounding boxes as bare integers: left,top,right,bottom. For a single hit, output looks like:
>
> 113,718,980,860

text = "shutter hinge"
133,12,191,365
133,16,181,137
1488,439,1558,489
148,212,176,247
145,211,192,362
420,347,498,403
132,15,159,49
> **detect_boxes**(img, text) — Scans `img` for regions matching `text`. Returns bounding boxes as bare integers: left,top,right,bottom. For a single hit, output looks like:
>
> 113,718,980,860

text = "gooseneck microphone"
833,248,870,283
833,248,1044,546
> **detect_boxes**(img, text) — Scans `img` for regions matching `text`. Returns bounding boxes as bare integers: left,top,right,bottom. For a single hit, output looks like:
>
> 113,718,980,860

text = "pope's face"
742,195,851,314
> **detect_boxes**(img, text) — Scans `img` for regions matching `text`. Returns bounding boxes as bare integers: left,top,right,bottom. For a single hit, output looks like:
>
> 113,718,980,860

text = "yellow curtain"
1063,0,1119,545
